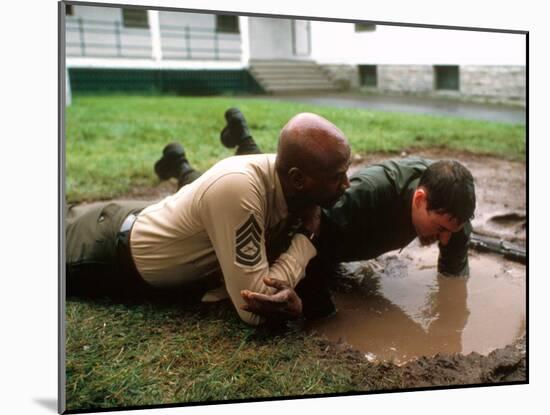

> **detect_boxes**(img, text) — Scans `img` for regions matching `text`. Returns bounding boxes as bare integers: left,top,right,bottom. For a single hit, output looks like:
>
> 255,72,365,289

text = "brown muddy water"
306,242,526,365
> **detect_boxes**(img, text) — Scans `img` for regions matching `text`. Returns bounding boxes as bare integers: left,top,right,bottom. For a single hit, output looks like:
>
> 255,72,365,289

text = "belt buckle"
120,213,137,234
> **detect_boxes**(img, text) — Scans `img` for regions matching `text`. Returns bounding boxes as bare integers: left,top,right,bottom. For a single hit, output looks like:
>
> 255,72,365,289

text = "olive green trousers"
65,200,151,297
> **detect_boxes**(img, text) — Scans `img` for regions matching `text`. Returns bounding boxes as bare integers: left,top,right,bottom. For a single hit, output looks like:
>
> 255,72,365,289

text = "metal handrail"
162,47,241,53
67,42,151,51
66,17,126,26
160,32,240,42
66,26,150,37
159,23,240,34
66,17,241,60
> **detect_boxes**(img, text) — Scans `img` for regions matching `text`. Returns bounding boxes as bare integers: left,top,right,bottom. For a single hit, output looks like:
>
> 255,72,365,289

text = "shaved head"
277,112,350,175
275,113,351,209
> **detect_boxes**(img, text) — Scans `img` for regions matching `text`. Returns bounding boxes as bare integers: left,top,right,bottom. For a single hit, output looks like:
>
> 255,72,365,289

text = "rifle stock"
469,234,526,264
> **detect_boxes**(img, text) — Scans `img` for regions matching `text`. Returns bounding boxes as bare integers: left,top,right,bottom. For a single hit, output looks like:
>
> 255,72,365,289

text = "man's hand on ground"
240,277,303,319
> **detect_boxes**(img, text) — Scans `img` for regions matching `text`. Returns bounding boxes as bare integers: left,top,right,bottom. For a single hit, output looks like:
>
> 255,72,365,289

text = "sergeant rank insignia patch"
235,214,262,266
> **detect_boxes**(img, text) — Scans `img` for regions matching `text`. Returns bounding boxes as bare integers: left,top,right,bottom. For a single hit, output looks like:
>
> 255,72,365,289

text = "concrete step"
267,85,340,93
250,70,329,78
260,82,339,92
250,65,325,71
261,79,336,87
257,76,335,84
250,64,321,71
252,75,332,84
250,60,337,93
249,60,318,67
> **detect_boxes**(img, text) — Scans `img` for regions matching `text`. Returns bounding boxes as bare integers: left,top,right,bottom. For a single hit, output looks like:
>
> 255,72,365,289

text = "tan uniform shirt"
130,154,317,325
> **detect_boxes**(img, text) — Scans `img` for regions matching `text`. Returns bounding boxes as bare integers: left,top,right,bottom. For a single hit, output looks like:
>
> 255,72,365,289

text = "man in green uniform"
286,156,475,319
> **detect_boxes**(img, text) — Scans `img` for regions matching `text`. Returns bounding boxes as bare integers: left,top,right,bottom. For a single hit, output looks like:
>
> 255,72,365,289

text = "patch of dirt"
399,336,526,387
317,335,526,390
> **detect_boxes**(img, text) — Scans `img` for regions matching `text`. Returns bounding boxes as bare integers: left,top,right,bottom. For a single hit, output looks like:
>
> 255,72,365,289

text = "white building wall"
311,22,525,66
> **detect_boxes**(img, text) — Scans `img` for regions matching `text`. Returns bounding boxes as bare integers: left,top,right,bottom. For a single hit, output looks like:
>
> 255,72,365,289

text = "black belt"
116,212,144,286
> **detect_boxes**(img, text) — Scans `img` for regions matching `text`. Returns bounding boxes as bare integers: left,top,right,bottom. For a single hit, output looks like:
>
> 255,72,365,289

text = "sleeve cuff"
292,232,318,261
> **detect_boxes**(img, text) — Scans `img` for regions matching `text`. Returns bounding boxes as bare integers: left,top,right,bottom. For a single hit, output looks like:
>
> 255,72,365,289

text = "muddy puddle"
306,242,526,365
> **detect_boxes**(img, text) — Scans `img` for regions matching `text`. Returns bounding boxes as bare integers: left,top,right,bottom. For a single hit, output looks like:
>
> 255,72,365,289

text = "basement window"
359,65,377,87
355,23,376,32
434,65,460,90
216,15,240,34
122,9,149,29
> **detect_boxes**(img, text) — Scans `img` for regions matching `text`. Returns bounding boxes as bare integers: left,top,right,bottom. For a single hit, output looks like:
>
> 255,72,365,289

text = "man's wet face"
412,189,463,246
415,211,463,246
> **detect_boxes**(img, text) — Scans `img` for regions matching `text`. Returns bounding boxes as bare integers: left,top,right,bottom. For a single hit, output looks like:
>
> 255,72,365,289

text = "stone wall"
377,65,434,94
356,64,525,105
295,63,526,105
460,66,526,104
320,64,360,90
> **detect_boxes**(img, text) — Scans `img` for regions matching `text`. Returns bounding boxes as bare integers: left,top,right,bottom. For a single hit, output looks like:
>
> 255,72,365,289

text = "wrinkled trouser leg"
65,200,151,298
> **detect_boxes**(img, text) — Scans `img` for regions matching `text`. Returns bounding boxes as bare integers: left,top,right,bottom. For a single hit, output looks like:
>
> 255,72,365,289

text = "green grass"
65,95,525,201
66,297,400,411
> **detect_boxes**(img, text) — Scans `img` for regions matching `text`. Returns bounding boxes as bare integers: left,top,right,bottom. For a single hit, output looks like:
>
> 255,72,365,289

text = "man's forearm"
438,222,472,276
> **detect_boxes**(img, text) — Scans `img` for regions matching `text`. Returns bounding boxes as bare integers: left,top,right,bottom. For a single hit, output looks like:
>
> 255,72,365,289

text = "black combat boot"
154,142,195,181
220,107,252,149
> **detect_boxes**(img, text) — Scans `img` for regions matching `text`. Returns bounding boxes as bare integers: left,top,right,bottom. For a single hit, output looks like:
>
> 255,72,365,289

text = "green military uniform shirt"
319,157,471,276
